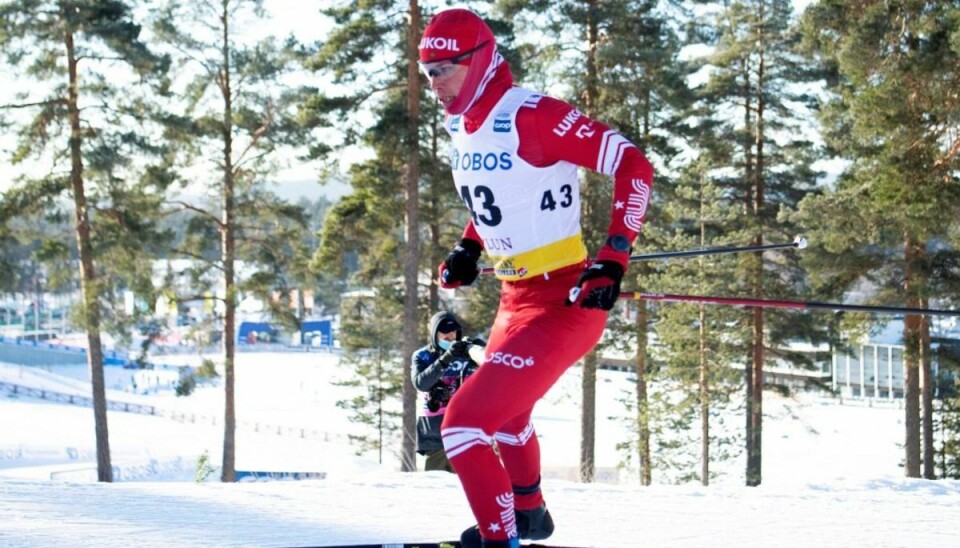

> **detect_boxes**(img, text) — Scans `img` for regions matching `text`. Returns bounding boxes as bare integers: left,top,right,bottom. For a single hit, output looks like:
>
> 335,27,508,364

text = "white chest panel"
446,88,586,279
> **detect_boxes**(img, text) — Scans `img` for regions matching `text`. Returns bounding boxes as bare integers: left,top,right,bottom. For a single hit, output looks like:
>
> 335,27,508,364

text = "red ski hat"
419,9,501,115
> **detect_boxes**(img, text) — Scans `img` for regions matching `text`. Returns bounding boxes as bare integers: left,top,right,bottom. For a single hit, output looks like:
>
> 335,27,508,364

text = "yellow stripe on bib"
488,233,588,280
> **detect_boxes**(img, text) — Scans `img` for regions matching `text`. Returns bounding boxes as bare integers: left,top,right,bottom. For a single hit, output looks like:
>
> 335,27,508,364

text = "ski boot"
516,504,554,541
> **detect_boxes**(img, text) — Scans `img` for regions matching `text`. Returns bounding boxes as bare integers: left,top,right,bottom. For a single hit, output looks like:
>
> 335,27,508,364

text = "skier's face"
422,60,468,111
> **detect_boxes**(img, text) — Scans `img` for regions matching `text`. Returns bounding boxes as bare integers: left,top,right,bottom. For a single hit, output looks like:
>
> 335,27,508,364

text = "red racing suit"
440,66,653,542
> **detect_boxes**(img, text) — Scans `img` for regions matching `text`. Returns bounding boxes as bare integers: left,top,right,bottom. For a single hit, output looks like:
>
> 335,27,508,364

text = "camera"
450,337,485,359
427,384,451,412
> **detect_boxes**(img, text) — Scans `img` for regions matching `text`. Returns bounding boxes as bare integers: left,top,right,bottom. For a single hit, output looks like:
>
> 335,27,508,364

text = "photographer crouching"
411,312,485,472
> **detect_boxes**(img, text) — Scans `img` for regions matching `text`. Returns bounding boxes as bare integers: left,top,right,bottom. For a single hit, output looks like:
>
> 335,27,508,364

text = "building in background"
833,318,960,400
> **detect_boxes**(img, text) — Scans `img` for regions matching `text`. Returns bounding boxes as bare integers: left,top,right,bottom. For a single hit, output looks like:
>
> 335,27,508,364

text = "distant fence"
0,336,138,367
47,456,197,482
0,380,348,443
0,382,158,415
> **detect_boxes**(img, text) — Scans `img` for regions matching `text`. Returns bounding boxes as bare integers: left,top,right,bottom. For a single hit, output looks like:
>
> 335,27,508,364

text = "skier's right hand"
565,260,625,311
438,238,482,289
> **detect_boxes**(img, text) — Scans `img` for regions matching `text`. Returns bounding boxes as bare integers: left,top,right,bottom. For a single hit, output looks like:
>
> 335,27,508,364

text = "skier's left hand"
438,238,482,289
565,260,624,310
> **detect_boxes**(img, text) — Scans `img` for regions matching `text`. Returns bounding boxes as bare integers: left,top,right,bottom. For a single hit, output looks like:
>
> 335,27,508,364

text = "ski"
316,543,574,548
314,543,459,548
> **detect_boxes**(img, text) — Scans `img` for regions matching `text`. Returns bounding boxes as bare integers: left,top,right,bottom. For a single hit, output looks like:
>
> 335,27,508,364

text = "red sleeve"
462,219,483,248
516,96,653,269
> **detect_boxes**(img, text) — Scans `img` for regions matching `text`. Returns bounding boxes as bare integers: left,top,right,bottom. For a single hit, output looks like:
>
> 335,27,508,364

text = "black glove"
437,348,457,366
427,385,450,411
449,339,471,356
565,260,624,311
439,238,482,288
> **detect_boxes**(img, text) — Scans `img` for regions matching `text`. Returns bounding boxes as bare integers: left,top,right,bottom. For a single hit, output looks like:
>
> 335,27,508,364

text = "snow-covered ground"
1,352,959,547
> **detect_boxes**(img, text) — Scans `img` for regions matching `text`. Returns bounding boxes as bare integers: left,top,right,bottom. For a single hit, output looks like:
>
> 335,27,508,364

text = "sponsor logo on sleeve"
552,108,582,137
493,112,512,133
624,178,650,232
450,116,461,132
575,121,596,139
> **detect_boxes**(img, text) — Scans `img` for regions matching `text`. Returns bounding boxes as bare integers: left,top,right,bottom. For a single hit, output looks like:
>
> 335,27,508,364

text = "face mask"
438,339,453,350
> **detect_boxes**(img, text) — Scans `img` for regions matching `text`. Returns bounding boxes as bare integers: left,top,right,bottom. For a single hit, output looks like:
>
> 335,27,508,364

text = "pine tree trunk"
747,10,767,487
427,106,441,313
903,236,921,478
747,308,764,487
580,349,597,482
636,299,651,486
66,26,112,483
920,302,934,479
700,304,709,486
428,220,440,312
220,4,237,482
698,207,709,486
578,0,600,484
400,0,422,472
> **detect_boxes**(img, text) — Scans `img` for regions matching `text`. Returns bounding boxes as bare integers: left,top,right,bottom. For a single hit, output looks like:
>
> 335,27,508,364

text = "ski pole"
620,291,960,317
626,235,807,262
478,236,807,275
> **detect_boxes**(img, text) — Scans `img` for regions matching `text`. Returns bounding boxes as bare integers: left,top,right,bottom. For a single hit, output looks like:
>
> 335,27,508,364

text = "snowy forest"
1,0,959,490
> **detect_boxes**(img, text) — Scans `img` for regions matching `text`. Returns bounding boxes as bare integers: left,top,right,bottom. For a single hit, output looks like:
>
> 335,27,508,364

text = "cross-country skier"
418,8,654,548
411,312,482,473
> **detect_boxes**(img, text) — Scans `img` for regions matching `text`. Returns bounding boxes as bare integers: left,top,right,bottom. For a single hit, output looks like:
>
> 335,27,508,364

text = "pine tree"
928,328,959,478
0,0,168,482
304,1,430,471
644,154,748,485
0,224,17,291
402,1,423,471
684,0,821,485
150,0,313,481
596,0,703,486
936,360,960,479
335,283,405,462
798,0,960,478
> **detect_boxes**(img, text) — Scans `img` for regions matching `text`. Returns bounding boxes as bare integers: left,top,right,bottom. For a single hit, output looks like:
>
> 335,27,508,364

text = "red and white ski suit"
438,61,654,542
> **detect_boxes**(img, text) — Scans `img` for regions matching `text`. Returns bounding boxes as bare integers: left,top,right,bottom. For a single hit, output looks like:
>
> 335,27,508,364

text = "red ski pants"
441,263,607,541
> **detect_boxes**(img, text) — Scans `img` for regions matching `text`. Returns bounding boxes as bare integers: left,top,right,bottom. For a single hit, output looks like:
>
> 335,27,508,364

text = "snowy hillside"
1,353,959,547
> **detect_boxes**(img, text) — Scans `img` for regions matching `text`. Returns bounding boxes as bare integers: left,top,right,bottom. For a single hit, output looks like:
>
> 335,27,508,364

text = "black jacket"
411,311,482,454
